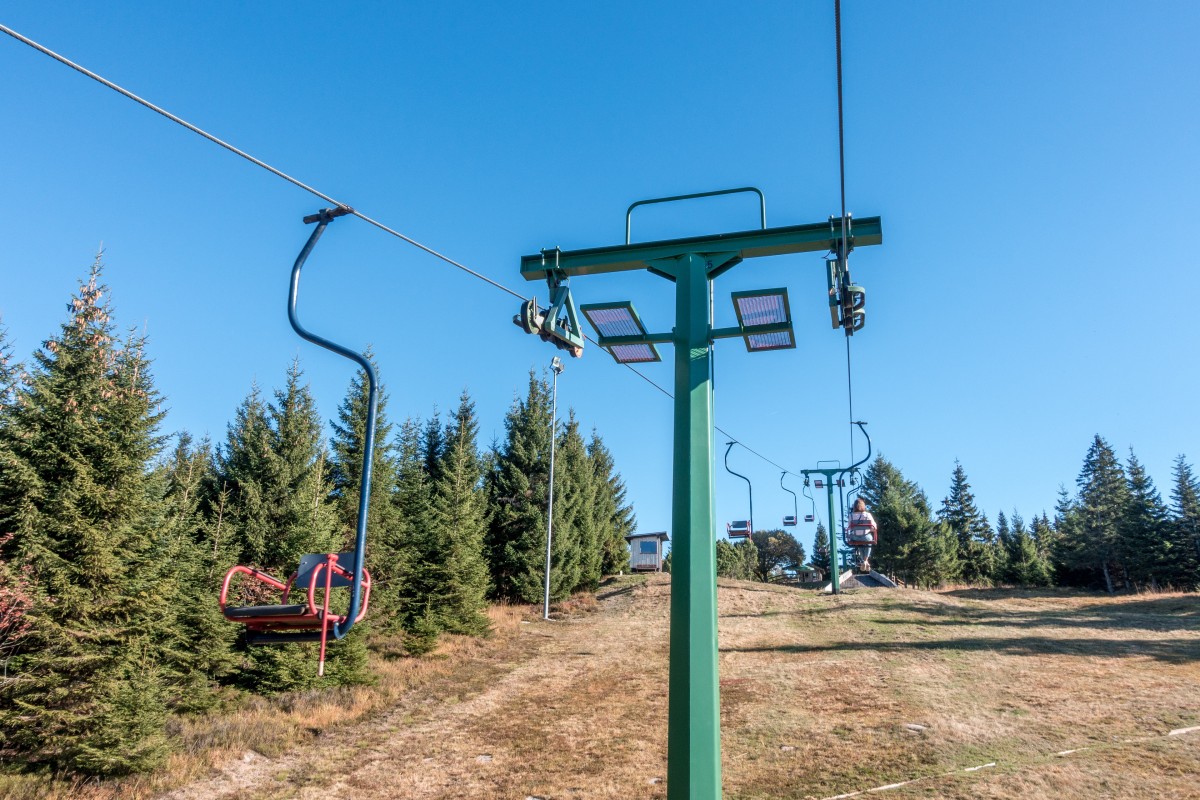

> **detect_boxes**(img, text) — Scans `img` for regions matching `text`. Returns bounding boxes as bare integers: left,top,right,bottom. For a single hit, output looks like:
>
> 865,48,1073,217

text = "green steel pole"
667,253,722,799
827,479,841,594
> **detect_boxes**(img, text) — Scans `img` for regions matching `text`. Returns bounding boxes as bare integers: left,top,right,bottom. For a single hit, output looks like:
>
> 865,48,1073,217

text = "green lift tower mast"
519,189,882,799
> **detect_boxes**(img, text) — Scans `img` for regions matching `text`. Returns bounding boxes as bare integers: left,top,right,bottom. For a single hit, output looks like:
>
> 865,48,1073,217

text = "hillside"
159,575,1200,800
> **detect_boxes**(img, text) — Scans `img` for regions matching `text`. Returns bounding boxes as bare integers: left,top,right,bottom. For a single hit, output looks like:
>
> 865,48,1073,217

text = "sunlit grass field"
4,575,1197,800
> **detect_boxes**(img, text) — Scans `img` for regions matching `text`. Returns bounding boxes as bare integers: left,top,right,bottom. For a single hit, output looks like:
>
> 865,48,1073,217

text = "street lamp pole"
543,356,564,620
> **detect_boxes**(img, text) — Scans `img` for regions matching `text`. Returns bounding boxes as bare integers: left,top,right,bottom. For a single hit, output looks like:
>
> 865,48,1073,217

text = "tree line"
832,441,1199,591
0,262,636,776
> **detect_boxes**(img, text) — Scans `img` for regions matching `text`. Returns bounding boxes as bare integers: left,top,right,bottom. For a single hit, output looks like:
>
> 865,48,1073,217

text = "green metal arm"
520,217,883,281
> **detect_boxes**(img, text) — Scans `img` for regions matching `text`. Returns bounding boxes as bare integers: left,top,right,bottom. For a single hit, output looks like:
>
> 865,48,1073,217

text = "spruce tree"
1003,511,1051,586
861,456,942,581
1025,514,1056,586
485,371,558,602
811,522,832,573
937,462,997,584
1123,450,1171,590
1068,435,1131,593
587,431,635,576
555,411,595,591
391,417,439,651
1168,456,1200,589
149,434,237,711
0,263,170,774
328,354,403,658
429,392,491,636
213,384,276,566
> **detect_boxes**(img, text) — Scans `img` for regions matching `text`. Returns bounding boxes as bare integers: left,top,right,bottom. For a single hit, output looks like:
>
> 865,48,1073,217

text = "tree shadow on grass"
719,634,1200,663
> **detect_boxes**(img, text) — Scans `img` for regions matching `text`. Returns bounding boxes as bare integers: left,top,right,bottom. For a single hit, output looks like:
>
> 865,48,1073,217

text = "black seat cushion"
224,604,311,619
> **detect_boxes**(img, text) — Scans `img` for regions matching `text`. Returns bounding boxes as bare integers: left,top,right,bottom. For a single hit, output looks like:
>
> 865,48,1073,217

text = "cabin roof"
624,531,670,542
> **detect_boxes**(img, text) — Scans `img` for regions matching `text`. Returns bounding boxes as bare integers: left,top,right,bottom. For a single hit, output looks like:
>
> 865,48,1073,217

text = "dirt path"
161,578,1200,800
162,577,673,800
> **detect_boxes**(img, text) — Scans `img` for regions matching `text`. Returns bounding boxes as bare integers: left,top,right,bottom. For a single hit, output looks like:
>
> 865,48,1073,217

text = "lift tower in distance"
519,188,882,799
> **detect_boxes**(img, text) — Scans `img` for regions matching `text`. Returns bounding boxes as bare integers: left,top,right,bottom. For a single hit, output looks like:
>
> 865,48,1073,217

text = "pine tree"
213,384,276,566
588,431,635,576
1002,511,1051,586
148,434,236,711
811,522,832,573
0,263,171,774
485,371,559,603
1067,435,1131,593
328,354,404,652
1168,456,1200,589
861,456,944,582
1122,450,1171,590
937,462,997,584
429,392,491,636
1026,514,1056,586
555,411,595,591
422,409,444,482
391,417,439,651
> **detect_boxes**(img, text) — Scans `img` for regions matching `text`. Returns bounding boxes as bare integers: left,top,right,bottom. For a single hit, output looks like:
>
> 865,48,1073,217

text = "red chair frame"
220,554,372,676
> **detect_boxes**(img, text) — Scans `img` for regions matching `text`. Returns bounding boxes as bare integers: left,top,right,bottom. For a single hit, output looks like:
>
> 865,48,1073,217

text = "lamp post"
543,355,564,621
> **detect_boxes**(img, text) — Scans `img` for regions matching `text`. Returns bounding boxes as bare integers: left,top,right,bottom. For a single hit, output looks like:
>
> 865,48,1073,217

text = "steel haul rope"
0,21,807,479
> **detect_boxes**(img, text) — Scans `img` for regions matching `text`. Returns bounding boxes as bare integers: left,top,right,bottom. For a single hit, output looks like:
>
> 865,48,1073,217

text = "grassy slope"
7,576,1199,800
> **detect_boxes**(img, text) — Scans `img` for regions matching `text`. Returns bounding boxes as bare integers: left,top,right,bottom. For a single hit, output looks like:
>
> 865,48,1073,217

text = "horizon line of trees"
809,443,1200,592
0,261,636,776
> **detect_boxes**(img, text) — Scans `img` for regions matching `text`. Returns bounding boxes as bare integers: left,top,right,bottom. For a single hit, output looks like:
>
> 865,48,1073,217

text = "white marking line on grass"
820,727,1200,800
820,762,994,800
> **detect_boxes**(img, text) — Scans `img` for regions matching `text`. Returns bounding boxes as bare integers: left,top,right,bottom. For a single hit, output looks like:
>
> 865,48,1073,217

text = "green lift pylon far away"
519,189,882,799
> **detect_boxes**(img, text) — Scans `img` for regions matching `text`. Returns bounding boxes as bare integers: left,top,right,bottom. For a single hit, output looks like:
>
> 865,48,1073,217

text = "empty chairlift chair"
727,520,752,538
219,207,379,676
221,553,372,673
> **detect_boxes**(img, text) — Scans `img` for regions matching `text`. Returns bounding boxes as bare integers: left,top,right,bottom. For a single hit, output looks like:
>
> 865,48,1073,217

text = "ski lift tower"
519,188,882,799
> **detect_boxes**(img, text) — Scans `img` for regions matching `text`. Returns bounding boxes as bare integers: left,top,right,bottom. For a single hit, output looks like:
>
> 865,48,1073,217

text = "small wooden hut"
626,531,669,572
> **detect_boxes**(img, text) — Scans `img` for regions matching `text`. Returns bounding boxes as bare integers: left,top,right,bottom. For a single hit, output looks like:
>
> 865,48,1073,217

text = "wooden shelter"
626,531,670,572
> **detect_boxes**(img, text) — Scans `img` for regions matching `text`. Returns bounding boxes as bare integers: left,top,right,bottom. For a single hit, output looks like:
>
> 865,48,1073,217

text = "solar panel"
731,288,795,352
580,302,662,364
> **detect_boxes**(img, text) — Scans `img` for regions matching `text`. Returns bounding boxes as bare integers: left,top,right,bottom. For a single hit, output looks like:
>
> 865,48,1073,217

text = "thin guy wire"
1,22,806,476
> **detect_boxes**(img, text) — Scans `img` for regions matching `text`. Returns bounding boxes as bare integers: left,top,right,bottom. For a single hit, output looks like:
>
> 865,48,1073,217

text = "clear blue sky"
2,2,1198,554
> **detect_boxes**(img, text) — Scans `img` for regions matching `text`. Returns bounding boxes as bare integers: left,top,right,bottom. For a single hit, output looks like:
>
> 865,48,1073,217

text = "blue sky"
2,2,1198,555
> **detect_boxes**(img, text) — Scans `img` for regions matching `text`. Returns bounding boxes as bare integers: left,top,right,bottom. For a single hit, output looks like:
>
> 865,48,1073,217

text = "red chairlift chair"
220,208,378,676
220,553,372,676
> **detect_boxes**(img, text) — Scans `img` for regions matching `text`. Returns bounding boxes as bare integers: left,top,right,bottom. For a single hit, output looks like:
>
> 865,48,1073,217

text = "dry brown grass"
0,603,529,800
5,577,1198,800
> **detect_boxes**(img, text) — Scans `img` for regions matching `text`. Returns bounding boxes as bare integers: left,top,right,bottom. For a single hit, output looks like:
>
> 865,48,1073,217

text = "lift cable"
0,22,805,479
833,0,857,464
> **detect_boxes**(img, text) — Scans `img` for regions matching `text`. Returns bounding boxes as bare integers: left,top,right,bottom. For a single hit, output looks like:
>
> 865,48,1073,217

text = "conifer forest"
1,266,1197,781
0,264,638,776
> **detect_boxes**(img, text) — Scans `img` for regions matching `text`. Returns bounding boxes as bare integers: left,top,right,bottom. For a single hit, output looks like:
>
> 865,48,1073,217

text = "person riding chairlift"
847,497,878,573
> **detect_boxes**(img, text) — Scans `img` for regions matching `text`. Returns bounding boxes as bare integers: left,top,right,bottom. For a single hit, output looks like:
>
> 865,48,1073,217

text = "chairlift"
724,442,754,538
219,207,377,677
802,476,817,523
727,520,751,539
780,472,799,527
